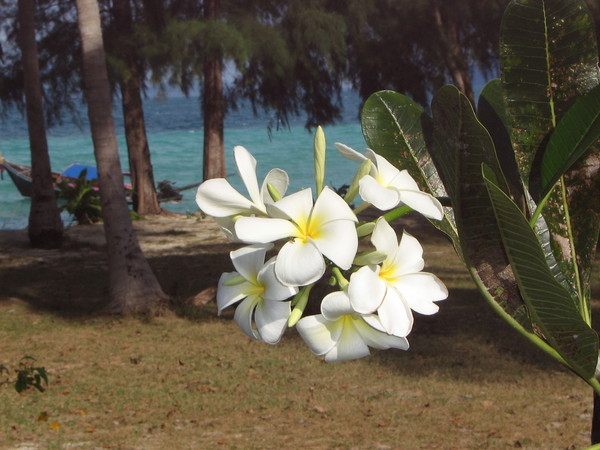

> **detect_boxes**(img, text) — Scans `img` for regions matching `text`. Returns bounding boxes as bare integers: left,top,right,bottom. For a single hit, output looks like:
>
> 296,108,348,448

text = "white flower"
296,290,409,362
348,218,448,336
335,143,443,220
196,146,289,239
217,244,298,344
234,186,358,286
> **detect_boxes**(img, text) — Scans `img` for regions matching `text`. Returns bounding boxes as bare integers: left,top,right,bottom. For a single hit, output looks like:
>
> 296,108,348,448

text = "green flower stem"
353,202,371,215
383,205,413,222
331,267,349,290
288,284,314,327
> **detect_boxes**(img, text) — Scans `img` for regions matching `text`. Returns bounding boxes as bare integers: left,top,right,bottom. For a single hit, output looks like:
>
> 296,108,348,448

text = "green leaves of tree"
483,164,598,379
360,0,600,391
361,90,459,250
540,84,600,199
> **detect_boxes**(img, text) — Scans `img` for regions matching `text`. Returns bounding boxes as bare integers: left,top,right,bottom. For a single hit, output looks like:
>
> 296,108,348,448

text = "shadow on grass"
0,245,234,320
364,287,600,382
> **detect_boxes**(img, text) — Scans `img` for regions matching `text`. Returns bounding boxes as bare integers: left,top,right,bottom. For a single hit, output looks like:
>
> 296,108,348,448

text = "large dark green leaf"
483,164,598,380
500,0,600,304
540,84,600,198
500,0,600,189
360,90,459,248
431,85,530,328
478,81,578,301
477,79,522,198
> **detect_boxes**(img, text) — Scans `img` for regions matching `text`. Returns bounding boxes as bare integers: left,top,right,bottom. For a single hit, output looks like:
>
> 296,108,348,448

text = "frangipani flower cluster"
196,128,448,362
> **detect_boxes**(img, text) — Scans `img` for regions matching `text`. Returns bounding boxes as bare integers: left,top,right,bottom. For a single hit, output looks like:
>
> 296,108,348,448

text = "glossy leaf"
361,90,459,249
430,85,530,328
500,0,600,189
500,0,600,304
482,164,598,380
540,84,600,198
477,79,521,197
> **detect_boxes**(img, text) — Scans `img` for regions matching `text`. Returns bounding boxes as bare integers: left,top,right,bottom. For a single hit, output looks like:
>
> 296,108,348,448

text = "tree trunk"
112,0,161,214
432,2,475,105
18,0,63,249
202,0,226,181
75,0,168,313
593,392,600,444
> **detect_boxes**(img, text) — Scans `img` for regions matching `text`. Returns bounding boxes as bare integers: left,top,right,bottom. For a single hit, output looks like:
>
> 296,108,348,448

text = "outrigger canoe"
0,154,192,203
0,154,106,198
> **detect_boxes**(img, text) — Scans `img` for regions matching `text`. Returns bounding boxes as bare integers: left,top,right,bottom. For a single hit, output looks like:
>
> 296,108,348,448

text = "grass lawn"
0,214,598,449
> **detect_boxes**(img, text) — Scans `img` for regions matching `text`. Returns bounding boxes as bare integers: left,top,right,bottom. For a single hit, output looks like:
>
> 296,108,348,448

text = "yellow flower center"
245,283,265,296
294,213,323,243
378,262,397,284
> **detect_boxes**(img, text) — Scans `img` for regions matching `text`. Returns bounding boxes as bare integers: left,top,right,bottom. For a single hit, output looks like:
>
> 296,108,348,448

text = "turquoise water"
0,91,367,229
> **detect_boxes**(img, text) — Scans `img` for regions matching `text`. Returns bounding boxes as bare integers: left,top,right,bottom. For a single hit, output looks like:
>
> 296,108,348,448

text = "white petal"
312,219,358,270
275,240,325,286
296,315,339,356
233,295,261,340
335,142,368,162
325,318,371,362
394,273,448,315
378,288,414,337
387,231,424,276
348,266,386,314
354,318,409,351
216,272,251,313
261,168,289,204
234,146,263,208
359,176,401,211
196,179,258,217
254,300,291,344
235,217,297,244
390,169,420,191
215,216,239,242
398,190,444,220
270,188,314,222
368,151,400,185
257,258,298,300
230,244,271,282
311,186,358,224
371,217,398,257
321,291,354,321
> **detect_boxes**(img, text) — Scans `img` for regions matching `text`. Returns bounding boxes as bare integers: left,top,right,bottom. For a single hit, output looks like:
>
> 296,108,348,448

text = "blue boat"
0,154,103,198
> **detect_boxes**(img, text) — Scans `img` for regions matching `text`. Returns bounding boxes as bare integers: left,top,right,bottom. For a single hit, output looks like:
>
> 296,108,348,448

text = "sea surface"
0,90,368,230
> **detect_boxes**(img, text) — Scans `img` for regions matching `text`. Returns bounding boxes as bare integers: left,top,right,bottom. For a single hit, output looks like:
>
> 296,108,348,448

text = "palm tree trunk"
202,0,226,180
112,0,161,215
75,0,167,313
18,0,63,249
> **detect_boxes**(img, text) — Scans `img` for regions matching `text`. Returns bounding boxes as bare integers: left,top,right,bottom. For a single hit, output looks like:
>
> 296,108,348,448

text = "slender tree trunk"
593,392,600,444
75,0,167,313
121,78,162,214
202,0,226,180
18,0,63,249
432,2,475,105
112,0,161,214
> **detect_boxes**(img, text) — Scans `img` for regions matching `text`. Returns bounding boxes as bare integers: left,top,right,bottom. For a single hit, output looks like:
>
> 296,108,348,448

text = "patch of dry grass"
0,215,598,449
